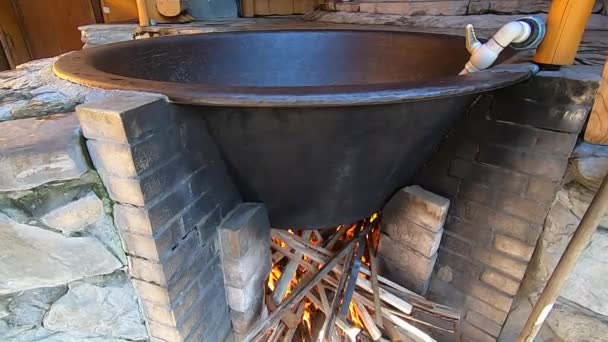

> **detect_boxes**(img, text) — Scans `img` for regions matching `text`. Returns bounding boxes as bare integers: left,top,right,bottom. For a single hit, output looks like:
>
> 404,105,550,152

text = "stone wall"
500,141,608,341
76,95,244,342
413,66,600,341
0,112,148,340
321,0,605,16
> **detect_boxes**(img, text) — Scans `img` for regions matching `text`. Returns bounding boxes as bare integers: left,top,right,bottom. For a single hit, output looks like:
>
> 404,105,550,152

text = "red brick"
525,177,559,202
480,269,521,296
478,145,568,181
495,194,550,225
460,321,496,342
466,310,502,337
466,296,509,325
469,282,514,312
475,249,528,280
449,159,527,194
441,231,472,257
494,234,535,262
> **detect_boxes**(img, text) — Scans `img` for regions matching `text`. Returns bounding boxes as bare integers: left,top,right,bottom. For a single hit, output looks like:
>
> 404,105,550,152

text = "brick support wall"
414,70,598,341
219,203,271,340
379,185,449,294
76,94,242,342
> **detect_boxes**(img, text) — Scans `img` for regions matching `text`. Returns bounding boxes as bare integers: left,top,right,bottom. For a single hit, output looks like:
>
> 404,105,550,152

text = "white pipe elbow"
493,21,531,47
459,17,543,75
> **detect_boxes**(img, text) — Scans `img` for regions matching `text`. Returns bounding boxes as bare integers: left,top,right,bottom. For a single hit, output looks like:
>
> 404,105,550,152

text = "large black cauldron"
54,30,536,228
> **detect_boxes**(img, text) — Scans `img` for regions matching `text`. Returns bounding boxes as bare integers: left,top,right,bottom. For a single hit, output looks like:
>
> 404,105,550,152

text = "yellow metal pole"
533,0,595,66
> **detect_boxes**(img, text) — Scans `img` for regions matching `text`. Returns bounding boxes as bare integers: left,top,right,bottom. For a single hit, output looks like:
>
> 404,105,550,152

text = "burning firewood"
247,217,460,342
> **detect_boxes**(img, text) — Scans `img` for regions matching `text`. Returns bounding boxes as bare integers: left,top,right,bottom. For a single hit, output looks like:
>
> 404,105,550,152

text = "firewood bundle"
243,219,460,342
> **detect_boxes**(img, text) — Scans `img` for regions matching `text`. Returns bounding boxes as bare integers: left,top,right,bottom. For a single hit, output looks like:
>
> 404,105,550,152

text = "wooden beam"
242,0,255,17
584,59,608,144
135,0,150,26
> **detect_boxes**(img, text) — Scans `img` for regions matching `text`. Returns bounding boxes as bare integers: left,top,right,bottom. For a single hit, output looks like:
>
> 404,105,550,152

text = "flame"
349,302,365,328
266,213,381,337
345,223,358,239
370,212,379,222
267,265,282,291
302,301,313,332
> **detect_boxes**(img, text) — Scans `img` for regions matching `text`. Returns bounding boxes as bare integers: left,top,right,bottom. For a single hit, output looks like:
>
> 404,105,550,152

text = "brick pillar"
414,68,599,341
379,185,449,294
218,203,272,340
76,94,242,342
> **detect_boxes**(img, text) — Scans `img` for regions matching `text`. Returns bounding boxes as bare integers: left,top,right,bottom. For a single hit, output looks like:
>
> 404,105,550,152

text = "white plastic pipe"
460,20,532,75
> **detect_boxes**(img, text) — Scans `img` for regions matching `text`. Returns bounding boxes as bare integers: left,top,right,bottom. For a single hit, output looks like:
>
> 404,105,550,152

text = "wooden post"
156,0,187,17
533,0,595,66
242,0,255,17
584,59,608,145
517,174,608,341
135,0,151,26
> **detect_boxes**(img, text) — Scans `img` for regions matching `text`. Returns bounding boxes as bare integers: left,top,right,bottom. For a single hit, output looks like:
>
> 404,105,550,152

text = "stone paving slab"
0,114,88,192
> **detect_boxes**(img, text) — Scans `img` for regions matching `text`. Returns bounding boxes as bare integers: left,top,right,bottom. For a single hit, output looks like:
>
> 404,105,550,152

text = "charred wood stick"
283,300,307,342
340,235,366,316
317,284,331,314
320,222,372,341
385,307,455,333
383,318,403,342
270,242,314,272
273,230,455,318
273,231,312,304
267,323,286,342
305,291,361,341
272,251,284,263
319,240,357,341
325,224,348,250
265,294,301,329
311,229,324,245
274,231,414,315
323,276,436,342
387,311,437,342
243,240,355,342
354,299,382,341
367,232,384,328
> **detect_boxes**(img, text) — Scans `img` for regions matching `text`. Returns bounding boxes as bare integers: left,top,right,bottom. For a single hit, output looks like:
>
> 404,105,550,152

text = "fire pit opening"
63,28,539,342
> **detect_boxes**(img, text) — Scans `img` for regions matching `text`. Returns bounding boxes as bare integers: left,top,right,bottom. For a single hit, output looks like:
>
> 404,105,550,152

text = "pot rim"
53,29,539,107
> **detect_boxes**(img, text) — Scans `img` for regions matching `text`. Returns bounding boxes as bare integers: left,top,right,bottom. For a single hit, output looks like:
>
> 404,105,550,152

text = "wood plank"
254,0,270,15
293,0,317,14
242,0,255,17
0,0,30,66
269,0,294,14
101,0,138,22
584,59,608,145
15,0,96,59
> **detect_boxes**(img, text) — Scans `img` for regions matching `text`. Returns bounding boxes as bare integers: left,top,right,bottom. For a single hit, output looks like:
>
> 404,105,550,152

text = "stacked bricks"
218,203,272,340
77,94,242,342
379,185,449,295
413,69,599,341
